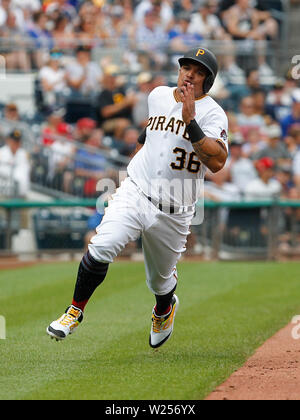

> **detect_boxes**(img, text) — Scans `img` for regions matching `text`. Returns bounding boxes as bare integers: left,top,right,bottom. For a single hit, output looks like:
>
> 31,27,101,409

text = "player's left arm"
189,131,227,173
180,84,228,173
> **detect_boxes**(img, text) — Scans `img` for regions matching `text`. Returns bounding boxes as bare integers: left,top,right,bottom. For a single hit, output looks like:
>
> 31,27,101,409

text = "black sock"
72,251,109,311
155,285,177,316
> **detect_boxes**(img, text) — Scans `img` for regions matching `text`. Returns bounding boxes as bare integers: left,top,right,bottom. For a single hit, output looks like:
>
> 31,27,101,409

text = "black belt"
146,196,194,215
147,196,175,214
128,176,194,214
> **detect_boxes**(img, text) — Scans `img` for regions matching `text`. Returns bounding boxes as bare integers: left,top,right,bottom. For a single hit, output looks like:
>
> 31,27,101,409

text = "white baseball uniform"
89,86,228,295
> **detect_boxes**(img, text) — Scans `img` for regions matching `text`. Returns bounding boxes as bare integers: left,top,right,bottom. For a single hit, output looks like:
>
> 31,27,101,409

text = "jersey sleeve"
198,107,229,152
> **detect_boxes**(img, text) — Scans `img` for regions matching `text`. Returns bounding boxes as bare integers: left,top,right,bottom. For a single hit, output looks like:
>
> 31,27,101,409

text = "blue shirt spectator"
168,13,203,51
280,90,300,137
136,9,168,53
74,148,107,173
281,114,300,138
74,132,108,197
27,11,54,49
74,128,108,176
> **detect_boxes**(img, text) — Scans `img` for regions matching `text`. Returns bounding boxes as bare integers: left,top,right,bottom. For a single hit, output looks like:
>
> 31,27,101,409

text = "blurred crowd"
205,83,300,203
0,0,283,72
0,0,299,207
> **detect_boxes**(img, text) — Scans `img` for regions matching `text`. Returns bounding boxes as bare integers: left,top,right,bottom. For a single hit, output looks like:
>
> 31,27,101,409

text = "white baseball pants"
88,177,194,296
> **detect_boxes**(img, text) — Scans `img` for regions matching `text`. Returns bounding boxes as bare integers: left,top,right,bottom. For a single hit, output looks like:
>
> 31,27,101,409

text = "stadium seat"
64,98,97,124
33,209,90,250
222,208,268,249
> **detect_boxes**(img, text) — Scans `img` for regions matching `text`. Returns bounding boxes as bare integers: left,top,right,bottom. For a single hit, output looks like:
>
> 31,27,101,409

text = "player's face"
178,61,207,98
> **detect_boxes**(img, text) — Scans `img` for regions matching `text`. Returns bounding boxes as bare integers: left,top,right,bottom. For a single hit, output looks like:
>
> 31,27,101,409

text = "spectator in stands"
280,89,300,138
223,0,278,41
51,13,76,50
76,13,103,48
41,109,66,146
223,0,278,81
0,102,22,139
77,0,99,23
188,0,230,40
48,128,75,193
27,9,52,45
252,124,291,167
135,8,168,70
117,126,140,158
0,10,31,71
104,5,135,48
284,68,299,95
285,126,300,158
265,78,293,122
74,128,114,197
226,135,258,194
245,69,261,93
244,157,281,201
65,45,102,96
3,102,20,122
0,0,25,29
132,71,153,129
44,0,77,23
168,12,203,52
275,164,293,199
218,53,249,112
208,73,230,104
226,111,241,141
73,117,96,143
0,129,30,197
241,126,266,159
134,0,173,29
236,95,266,138
251,88,268,118
173,0,196,16
11,0,41,15
39,49,67,106
97,64,136,141
204,168,241,202
27,10,54,68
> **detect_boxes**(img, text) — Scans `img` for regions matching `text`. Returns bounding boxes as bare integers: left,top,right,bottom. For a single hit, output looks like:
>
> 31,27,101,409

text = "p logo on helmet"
196,49,205,56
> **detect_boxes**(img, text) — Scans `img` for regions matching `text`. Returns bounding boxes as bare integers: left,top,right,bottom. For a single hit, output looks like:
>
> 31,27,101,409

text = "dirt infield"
0,255,132,270
0,258,39,270
206,322,300,400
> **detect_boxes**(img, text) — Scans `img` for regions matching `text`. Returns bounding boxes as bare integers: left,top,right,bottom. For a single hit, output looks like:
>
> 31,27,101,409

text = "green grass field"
0,260,300,400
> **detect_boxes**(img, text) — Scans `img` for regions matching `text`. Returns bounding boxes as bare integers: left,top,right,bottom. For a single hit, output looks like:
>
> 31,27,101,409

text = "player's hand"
180,83,196,125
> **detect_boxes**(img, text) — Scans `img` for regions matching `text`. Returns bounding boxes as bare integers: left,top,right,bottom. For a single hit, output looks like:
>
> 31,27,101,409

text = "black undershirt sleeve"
138,128,147,145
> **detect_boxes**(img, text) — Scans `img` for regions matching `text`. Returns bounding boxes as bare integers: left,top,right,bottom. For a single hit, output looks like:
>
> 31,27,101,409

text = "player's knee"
88,243,115,264
88,229,132,263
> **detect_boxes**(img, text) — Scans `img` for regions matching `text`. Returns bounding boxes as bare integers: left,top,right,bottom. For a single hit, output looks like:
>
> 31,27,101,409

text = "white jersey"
127,86,228,208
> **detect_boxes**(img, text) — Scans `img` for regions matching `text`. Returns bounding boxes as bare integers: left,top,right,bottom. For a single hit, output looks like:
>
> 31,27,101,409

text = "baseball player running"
47,47,228,348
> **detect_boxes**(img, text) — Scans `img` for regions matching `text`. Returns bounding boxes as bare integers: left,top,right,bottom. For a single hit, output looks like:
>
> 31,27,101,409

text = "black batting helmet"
178,47,218,94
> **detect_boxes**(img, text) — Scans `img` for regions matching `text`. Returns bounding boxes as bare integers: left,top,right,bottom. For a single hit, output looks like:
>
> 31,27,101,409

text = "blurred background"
0,0,299,261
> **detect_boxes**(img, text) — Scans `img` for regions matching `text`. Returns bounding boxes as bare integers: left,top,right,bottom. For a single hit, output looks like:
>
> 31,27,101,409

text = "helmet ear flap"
203,74,214,94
